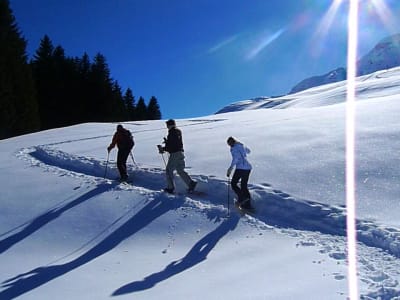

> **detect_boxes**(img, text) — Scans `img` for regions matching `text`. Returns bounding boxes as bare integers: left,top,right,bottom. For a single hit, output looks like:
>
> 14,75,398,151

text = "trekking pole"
161,152,167,168
157,145,167,168
104,151,110,179
130,151,137,167
227,176,231,217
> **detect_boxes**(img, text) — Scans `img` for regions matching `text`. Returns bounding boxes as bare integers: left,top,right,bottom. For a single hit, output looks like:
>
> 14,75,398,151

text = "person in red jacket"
107,125,134,181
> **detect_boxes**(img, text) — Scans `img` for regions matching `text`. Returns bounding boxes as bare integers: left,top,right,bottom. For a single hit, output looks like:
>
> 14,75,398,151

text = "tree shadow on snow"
0,182,117,255
112,213,240,296
0,195,182,299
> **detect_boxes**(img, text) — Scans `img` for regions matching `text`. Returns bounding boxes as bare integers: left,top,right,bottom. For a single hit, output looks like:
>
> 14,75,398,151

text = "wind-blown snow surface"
1,68,400,299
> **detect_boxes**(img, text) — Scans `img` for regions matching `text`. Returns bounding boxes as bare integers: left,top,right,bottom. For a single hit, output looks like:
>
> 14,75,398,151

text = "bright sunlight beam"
369,0,398,33
313,0,343,40
309,0,344,58
346,0,359,299
246,28,286,60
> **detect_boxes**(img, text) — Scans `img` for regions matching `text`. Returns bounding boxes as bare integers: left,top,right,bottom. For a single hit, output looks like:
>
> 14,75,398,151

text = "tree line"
0,0,161,139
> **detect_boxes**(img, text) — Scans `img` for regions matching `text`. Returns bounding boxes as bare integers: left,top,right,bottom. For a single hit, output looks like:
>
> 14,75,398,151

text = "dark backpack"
120,129,134,149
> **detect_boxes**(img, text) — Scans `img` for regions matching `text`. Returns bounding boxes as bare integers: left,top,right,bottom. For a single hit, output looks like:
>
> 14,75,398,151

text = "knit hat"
166,119,176,126
227,136,236,146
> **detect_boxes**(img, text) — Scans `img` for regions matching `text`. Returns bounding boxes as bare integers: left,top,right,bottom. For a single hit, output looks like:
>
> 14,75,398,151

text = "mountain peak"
357,33,400,76
289,33,400,94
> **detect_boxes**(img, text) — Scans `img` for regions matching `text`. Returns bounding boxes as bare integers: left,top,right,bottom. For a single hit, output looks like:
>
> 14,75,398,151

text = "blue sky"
10,0,400,119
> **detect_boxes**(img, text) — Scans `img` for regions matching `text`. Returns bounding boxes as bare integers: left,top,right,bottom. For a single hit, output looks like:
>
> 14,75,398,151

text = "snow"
1,67,400,299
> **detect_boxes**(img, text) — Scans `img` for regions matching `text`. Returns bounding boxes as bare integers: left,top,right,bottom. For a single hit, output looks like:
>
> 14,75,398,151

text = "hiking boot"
188,180,197,192
120,175,129,182
239,198,252,209
163,188,174,194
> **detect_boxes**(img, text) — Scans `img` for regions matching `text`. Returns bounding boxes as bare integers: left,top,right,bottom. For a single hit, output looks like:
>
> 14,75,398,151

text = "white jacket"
229,143,252,170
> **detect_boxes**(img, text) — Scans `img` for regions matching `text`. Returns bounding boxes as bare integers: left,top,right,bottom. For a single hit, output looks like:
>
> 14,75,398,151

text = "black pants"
231,169,251,202
117,148,131,179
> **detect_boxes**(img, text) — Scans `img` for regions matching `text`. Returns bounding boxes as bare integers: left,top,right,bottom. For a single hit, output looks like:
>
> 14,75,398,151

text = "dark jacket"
165,127,184,153
109,128,134,151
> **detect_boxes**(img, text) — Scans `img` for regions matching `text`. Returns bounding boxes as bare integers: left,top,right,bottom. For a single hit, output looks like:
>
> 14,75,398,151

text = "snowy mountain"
357,34,400,76
215,96,284,114
289,67,347,94
287,34,400,95
1,66,400,299
217,65,400,112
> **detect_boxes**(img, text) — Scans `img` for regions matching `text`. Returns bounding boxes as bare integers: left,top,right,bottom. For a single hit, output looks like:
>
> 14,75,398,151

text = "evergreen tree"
88,53,113,121
0,0,40,138
135,97,147,121
51,45,75,127
76,52,92,122
31,35,58,129
147,96,162,120
111,81,126,120
124,88,136,121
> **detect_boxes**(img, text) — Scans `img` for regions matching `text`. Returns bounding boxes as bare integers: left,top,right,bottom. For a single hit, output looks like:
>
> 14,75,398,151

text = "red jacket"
108,128,134,151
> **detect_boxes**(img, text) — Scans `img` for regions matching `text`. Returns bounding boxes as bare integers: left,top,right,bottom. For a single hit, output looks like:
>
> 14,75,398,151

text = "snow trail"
17,145,400,259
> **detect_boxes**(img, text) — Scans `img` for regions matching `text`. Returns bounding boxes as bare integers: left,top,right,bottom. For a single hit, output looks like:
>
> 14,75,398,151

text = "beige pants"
166,151,192,189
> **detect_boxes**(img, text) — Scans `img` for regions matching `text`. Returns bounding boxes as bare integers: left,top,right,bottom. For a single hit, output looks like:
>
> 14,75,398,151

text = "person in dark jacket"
158,119,196,194
108,124,134,181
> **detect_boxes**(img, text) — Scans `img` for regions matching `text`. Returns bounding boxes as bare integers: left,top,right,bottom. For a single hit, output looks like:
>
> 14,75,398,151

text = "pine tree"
147,96,162,120
76,52,91,122
31,35,58,129
124,88,136,121
135,97,147,121
88,53,113,121
0,0,40,138
111,81,126,121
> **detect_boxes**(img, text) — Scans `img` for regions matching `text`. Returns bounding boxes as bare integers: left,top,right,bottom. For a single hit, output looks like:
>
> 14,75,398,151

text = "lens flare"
246,28,286,60
346,0,359,299
369,0,398,33
310,0,344,57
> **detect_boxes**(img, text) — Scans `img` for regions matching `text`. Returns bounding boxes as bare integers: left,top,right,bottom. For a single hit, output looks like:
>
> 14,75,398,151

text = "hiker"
226,136,253,209
157,119,197,194
107,124,134,181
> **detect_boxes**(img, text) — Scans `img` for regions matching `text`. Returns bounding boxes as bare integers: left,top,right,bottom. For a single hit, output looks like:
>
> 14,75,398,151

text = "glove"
157,145,165,154
226,166,233,177
107,146,112,152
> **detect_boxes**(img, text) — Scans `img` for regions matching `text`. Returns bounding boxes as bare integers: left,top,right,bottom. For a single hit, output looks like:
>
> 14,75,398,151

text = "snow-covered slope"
1,66,400,299
217,66,400,112
215,96,287,114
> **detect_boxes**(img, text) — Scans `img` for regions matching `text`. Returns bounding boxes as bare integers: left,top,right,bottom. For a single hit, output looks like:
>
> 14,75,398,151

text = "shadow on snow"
0,182,117,255
112,213,240,296
0,195,184,299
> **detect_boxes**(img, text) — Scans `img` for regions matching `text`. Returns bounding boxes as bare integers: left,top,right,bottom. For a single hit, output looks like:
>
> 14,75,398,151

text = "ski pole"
227,176,231,217
161,152,167,168
157,144,167,168
104,151,110,179
130,151,137,167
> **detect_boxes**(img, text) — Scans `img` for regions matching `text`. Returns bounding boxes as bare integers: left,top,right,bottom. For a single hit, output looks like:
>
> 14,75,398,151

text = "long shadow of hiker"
112,213,240,296
0,182,117,254
0,195,182,300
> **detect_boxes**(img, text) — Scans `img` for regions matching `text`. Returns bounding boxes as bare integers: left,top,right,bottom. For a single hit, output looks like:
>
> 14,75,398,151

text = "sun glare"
345,1,359,299
311,0,396,298
310,0,343,57
368,0,398,33
314,0,343,38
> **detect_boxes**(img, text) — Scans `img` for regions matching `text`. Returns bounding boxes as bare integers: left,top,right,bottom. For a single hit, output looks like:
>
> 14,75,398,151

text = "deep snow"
1,67,400,299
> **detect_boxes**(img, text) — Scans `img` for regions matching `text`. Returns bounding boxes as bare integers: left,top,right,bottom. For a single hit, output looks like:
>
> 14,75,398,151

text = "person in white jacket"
226,136,253,209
